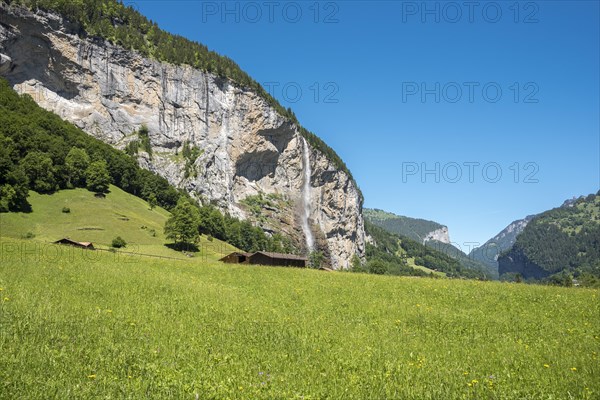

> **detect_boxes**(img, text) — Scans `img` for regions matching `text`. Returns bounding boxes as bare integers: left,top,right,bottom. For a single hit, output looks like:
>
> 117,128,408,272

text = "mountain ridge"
498,192,600,281
363,208,492,278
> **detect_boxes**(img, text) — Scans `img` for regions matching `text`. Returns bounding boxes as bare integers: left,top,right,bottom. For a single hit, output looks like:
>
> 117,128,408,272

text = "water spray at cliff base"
301,137,314,254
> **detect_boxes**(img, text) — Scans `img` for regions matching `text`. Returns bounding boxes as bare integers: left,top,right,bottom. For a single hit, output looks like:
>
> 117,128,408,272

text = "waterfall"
301,137,314,252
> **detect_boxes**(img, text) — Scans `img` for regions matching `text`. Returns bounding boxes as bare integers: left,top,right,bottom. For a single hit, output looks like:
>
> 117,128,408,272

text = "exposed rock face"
424,226,450,244
0,5,365,268
469,215,534,274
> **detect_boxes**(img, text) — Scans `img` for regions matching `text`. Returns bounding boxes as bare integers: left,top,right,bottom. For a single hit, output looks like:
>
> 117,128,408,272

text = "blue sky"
132,0,599,249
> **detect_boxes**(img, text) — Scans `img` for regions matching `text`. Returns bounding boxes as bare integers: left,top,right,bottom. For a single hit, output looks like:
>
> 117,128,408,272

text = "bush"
367,259,388,275
111,236,127,248
62,207,71,213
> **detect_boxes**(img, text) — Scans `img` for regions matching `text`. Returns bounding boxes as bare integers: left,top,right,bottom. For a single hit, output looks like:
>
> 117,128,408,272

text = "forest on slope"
0,79,295,254
498,192,600,286
0,0,359,200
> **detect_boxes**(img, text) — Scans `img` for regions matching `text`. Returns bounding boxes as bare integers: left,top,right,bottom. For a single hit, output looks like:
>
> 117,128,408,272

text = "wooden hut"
219,252,252,264
53,238,95,250
248,251,307,268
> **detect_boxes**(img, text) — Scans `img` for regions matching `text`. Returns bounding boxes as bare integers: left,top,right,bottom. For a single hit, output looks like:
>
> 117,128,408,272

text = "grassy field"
0,237,598,399
0,186,236,260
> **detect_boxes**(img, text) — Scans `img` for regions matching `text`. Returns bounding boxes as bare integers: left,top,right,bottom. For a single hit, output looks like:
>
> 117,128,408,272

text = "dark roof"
54,238,94,247
219,252,251,261
252,251,307,261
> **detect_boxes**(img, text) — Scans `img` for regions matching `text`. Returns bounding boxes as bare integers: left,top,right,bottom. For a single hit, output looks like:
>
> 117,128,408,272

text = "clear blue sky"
132,0,600,249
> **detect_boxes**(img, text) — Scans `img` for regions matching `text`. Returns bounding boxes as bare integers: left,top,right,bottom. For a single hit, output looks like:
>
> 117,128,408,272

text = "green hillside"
364,209,492,278
1,237,598,399
364,208,443,242
499,192,600,284
0,185,236,260
469,216,534,278
364,221,485,279
426,240,497,279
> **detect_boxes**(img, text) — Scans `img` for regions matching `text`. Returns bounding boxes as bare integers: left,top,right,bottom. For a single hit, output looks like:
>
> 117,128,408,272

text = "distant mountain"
498,192,600,281
469,215,535,278
363,209,448,243
364,221,485,279
364,208,492,278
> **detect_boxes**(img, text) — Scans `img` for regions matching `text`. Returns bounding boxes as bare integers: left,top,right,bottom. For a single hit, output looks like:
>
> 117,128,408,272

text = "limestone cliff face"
423,226,450,244
0,5,365,268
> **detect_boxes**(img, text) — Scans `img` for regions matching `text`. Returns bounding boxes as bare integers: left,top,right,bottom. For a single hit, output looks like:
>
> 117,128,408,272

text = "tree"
148,193,158,209
111,236,127,248
0,166,30,212
309,251,325,269
0,185,17,213
85,160,111,193
65,147,90,187
350,254,364,272
164,198,200,248
19,151,56,193
368,259,388,275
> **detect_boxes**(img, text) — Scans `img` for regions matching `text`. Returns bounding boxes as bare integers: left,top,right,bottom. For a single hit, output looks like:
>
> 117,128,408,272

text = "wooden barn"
53,238,95,250
219,252,251,264
248,251,307,268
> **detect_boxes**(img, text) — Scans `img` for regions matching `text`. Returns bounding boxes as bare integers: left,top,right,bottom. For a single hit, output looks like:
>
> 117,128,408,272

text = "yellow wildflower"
571,367,577,371
543,364,550,368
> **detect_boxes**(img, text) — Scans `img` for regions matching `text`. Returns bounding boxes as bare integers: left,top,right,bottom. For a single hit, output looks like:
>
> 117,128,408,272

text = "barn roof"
54,238,94,248
252,251,308,261
219,251,252,261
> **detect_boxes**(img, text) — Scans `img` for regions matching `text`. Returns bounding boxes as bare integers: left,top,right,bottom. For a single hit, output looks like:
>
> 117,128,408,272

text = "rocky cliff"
469,215,534,274
423,226,450,244
0,5,365,268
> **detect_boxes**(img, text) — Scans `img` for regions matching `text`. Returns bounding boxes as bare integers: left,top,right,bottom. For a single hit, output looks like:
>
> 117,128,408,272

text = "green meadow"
0,186,236,260
0,236,598,399
0,187,598,399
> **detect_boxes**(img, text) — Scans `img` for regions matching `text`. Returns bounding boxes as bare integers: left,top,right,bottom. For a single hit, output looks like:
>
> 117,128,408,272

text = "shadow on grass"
165,242,199,253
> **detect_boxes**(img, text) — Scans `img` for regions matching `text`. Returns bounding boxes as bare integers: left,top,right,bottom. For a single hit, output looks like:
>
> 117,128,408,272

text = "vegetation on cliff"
1,0,360,200
0,79,293,253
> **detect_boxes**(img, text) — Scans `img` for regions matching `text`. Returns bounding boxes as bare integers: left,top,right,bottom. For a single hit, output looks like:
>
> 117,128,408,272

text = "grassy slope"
0,237,598,399
364,208,443,242
0,185,236,260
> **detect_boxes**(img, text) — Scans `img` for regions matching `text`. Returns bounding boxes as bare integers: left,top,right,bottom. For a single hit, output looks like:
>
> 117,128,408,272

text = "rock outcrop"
0,5,365,268
423,226,450,244
469,215,535,275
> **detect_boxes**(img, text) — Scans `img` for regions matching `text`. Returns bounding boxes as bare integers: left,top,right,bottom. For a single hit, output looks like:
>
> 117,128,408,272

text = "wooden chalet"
219,251,307,268
248,251,307,268
219,252,252,264
53,238,95,250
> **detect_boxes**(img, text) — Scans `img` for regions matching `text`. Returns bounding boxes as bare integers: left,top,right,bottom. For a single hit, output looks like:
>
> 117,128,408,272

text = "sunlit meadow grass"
0,238,598,399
